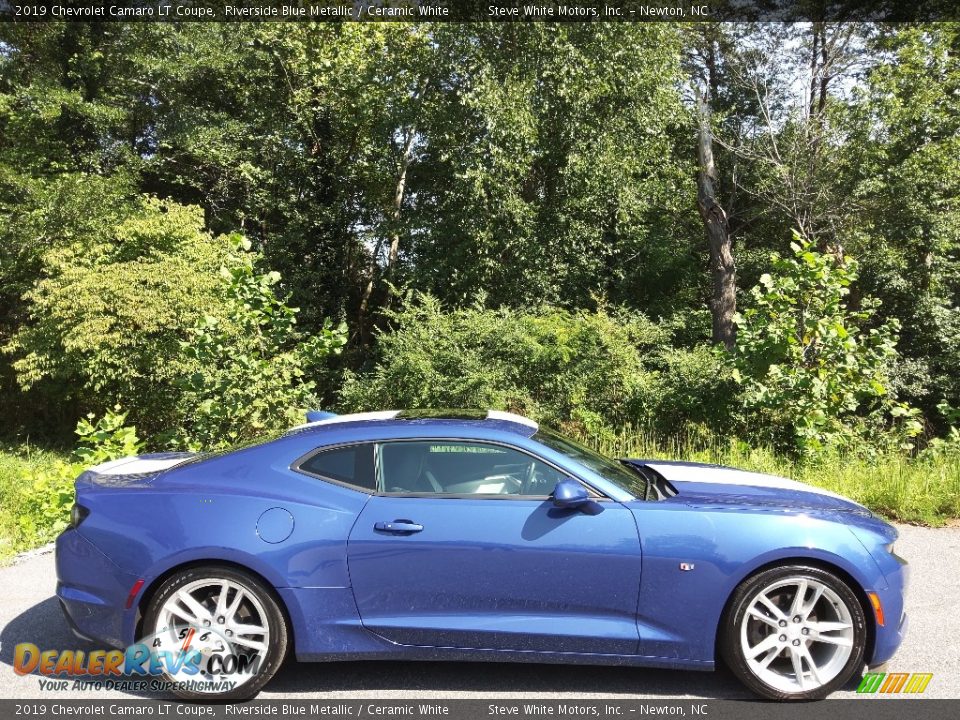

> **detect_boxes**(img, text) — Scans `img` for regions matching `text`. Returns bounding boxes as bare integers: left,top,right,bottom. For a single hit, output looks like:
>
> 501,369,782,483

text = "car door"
346,439,642,655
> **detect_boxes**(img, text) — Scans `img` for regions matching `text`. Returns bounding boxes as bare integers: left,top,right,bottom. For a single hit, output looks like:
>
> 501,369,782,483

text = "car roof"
285,409,540,439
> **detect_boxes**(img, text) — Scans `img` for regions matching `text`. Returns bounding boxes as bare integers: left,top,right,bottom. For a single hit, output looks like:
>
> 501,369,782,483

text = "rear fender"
125,548,292,646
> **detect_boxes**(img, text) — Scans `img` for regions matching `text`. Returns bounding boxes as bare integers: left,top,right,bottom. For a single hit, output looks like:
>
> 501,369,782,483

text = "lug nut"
801,628,810,635
779,620,788,627
793,616,801,623
779,635,787,642
225,630,233,637
792,639,801,646
202,619,211,627
217,616,225,624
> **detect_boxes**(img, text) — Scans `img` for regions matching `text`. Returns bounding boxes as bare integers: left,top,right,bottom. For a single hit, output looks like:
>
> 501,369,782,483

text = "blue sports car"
55,409,907,701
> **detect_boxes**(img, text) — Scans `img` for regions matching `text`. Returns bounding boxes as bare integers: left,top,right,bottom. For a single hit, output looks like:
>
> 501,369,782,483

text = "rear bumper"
55,529,139,649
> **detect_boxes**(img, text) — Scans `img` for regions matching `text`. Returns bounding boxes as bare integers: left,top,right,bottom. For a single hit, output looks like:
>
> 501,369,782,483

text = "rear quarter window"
297,444,376,492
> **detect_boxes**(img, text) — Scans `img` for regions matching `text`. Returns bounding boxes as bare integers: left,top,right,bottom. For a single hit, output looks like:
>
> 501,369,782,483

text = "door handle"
374,520,424,534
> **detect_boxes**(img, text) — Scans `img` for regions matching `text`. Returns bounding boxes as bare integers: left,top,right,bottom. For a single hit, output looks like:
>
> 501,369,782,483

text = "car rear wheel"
721,565,867,700
141,565,288,700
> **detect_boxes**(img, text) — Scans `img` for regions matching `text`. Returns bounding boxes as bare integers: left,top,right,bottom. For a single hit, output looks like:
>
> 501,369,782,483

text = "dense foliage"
341,294,730,440
5,195,231,435
176,236,347,450
732,236,917,455
1,408,143,557
0,22,958,528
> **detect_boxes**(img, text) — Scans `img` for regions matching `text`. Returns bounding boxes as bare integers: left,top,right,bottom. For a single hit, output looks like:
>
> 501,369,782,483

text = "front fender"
631,502,887,662
722,542,888,601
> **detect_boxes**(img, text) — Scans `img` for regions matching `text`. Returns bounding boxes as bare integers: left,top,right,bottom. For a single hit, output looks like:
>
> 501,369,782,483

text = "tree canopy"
0,21,958,456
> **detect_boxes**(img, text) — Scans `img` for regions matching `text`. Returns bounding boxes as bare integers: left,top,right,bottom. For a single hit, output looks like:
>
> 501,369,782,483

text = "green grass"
582,429,960,526
0,444,70,561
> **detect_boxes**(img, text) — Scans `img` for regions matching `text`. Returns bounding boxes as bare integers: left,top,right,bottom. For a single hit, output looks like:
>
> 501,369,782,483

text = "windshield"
534,427,648,498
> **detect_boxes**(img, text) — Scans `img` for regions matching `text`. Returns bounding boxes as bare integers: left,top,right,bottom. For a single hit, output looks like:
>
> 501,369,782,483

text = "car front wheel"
721,565,867,700
141,565,288,700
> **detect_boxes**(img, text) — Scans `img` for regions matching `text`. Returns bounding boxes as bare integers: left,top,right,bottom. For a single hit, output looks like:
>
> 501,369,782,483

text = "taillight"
69,504,89,528
125,579,145,609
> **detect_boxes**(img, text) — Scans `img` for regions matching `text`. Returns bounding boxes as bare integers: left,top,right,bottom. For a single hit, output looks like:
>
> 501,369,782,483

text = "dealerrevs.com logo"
13,627,262,694
857,672,933,694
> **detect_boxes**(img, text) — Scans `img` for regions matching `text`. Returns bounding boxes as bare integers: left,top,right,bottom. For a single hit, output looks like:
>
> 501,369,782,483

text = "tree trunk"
357,79,429,344
357,127,417,341
385,127,417,273
693,78,736,350
357,236,384,339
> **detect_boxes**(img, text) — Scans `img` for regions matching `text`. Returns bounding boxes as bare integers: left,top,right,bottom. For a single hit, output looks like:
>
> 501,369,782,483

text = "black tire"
141,565,288,701
720,565,867,701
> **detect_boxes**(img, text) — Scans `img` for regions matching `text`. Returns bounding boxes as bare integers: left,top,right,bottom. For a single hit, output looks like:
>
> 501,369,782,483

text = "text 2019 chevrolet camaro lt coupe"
55,409,907,700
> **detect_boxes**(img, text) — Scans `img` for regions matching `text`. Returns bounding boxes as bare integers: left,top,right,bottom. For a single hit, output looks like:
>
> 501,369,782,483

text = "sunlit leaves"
731,234,915,456
5,196,231,434
175,235,347,450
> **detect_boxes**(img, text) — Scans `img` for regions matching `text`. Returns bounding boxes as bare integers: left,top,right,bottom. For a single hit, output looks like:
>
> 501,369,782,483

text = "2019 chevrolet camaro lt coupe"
55,409,907,701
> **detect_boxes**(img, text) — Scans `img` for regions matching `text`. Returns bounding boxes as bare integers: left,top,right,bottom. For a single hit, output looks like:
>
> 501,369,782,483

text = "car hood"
625,459,874,518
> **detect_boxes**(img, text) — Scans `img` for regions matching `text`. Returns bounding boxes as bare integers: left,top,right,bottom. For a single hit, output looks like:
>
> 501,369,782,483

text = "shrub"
174,236,348,450
5,196,233,435
11,407,143,550
923,402,960,460
340,293,682,438
731,235,921,456
647,344,736,439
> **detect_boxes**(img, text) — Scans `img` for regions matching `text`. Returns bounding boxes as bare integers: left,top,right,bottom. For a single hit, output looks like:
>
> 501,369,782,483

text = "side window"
377,441,567,497
298,444,376,492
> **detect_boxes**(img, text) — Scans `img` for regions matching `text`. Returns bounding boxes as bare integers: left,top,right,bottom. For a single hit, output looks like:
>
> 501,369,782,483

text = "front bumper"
870,606,908,668
55,529,139,649
868,552,910,666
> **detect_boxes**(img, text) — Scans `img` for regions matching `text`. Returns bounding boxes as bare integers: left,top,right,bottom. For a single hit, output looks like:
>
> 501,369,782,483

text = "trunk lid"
75,452,197,490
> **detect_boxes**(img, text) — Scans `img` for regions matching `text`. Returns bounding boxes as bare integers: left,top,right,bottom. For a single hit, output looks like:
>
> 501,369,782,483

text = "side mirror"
552,479,590,509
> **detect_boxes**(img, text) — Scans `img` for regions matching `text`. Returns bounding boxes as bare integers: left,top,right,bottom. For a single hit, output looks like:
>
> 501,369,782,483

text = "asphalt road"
1,524,958,700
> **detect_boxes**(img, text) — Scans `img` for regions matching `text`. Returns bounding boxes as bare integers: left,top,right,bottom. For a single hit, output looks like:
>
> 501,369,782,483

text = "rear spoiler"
305,410,338,422
75,452,197,490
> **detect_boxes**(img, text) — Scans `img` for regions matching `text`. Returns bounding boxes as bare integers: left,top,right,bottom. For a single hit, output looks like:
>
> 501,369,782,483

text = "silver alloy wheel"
740,576,855,694
153,577,271,691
